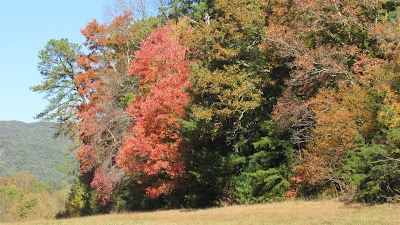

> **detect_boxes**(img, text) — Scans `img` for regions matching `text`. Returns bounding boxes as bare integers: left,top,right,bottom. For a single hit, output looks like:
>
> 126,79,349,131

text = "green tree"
234,121,293,204
31,39,81,137
164,0,216,21
178,0,290,206
345,63,400,202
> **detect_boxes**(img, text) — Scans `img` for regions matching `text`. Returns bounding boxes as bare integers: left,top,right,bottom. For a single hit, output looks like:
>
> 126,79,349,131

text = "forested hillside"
28,0,400,218
0,121,75,189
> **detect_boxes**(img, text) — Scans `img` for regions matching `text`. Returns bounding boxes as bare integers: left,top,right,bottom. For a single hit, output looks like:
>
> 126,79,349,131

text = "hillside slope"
0,121,76,189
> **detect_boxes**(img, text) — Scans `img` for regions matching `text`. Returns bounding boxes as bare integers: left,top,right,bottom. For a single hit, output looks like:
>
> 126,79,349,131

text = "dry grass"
4,200,400,225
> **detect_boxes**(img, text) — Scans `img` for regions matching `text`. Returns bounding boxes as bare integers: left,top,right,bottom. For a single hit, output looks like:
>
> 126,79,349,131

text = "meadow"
5,200,400,225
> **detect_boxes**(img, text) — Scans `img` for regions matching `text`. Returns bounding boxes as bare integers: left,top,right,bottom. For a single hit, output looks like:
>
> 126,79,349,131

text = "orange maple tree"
75,12,141,204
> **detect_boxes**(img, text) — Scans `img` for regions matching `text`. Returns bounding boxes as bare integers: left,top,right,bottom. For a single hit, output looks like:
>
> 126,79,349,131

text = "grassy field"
4,200,400,225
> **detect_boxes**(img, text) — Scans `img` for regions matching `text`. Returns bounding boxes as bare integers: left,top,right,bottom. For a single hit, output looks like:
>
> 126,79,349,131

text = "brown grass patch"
4,200,400,225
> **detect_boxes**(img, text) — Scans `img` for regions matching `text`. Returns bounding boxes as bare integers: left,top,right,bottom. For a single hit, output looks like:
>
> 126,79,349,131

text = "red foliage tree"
117,25,191,198
75,12,143,204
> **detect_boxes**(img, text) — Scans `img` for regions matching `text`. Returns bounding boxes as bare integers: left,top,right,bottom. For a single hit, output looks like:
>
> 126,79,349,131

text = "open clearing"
5,200,400,225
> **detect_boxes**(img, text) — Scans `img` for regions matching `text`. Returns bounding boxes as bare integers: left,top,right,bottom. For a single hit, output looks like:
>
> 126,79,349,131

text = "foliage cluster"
0,172,68,222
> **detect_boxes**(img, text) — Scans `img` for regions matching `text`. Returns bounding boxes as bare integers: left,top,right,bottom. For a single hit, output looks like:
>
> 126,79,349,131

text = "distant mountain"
0,121,76,189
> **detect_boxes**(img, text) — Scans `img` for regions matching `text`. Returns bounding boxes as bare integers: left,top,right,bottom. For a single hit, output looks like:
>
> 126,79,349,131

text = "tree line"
31,0,400,216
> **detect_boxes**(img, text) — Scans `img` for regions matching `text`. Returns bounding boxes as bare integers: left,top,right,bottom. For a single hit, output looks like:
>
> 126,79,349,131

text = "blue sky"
0,1,110,123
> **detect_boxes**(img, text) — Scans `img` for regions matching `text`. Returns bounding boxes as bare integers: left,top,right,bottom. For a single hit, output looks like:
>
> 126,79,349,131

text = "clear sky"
0,1,110,123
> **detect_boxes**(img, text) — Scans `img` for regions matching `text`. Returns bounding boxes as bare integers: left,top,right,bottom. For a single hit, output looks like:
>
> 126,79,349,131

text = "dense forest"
0,121,75,189
16,0,400,218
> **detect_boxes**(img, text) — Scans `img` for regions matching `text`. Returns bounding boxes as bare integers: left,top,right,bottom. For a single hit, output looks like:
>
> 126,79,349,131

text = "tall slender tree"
117,25,191,199
31,39,81,137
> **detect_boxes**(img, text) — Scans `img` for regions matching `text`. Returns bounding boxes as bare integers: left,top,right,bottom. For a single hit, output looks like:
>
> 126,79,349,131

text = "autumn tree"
293,52,400,199
293,83,375,195
117,25,191,199
265,0,400,149
75,17,119,206
75,12,160,205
